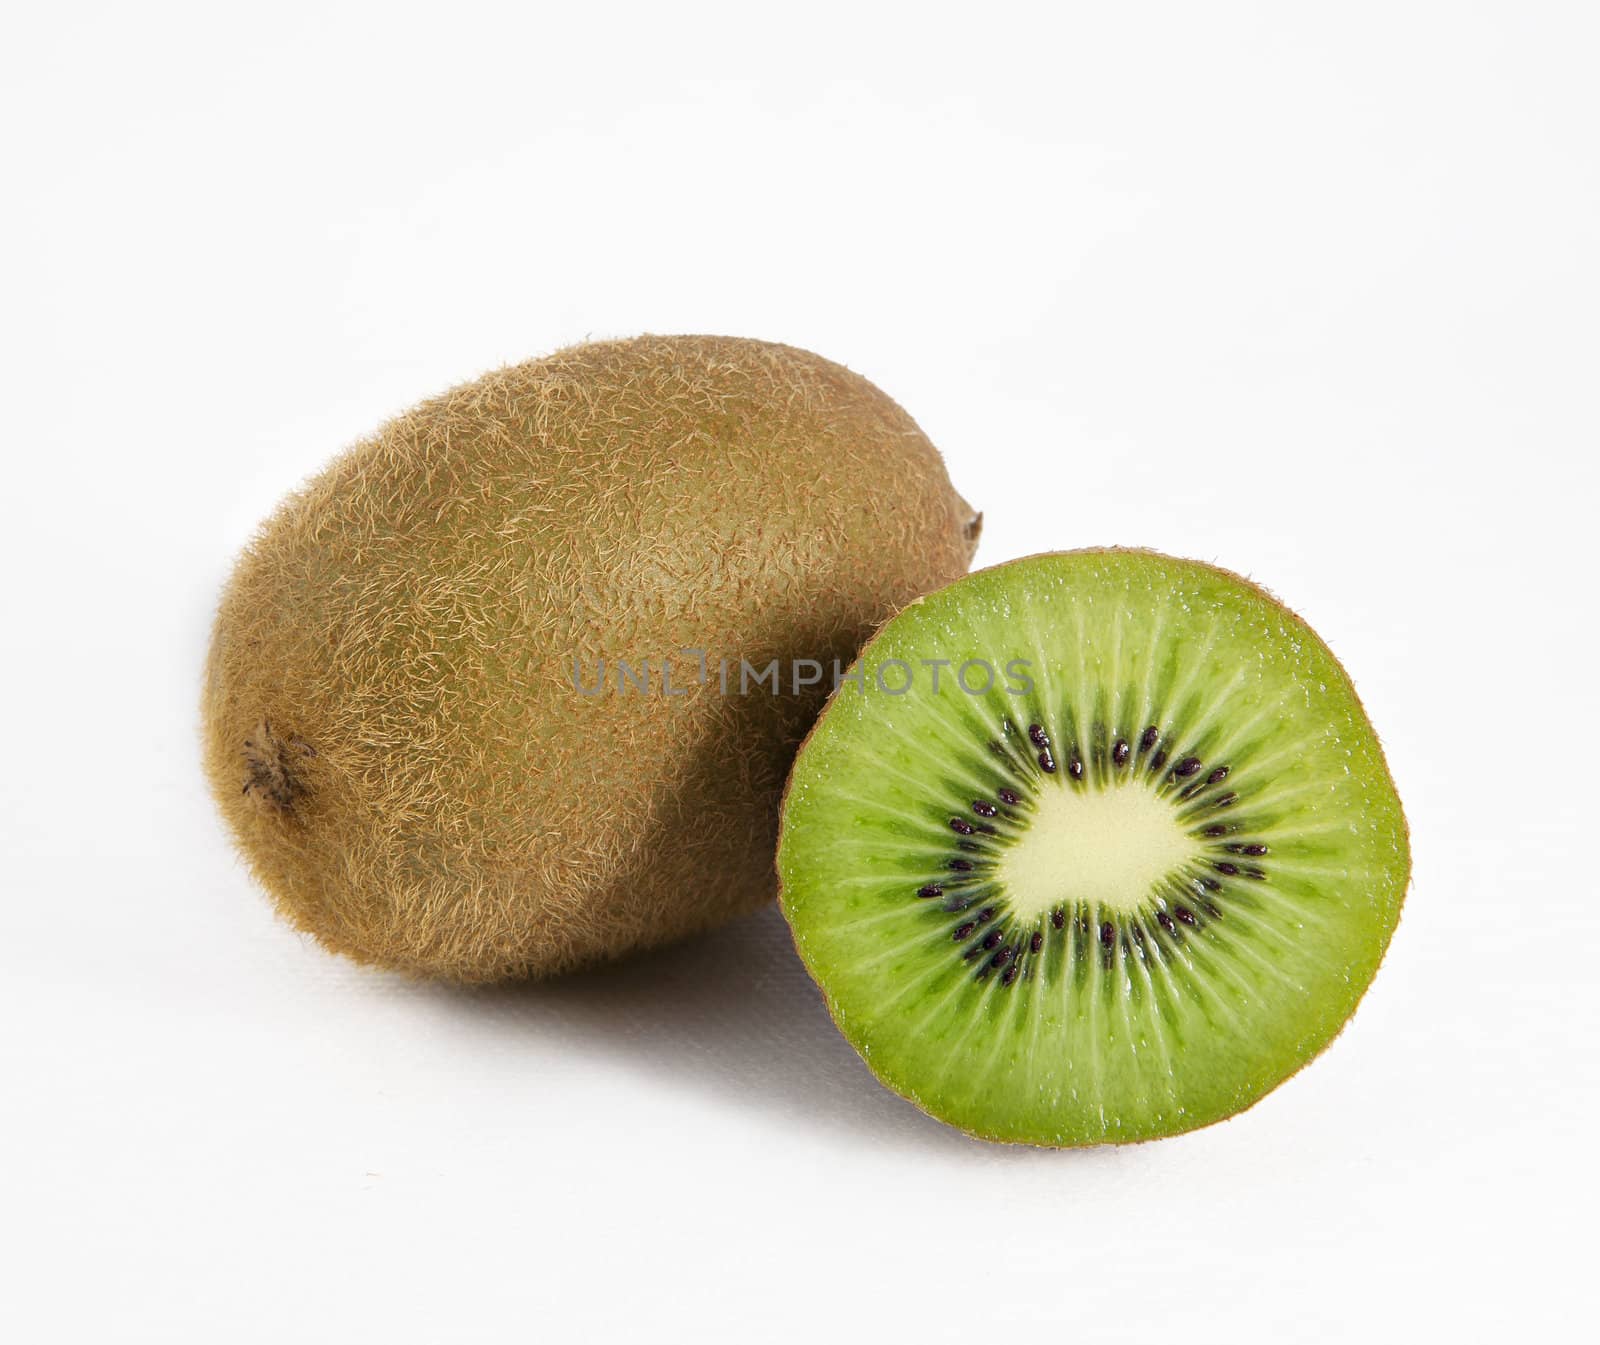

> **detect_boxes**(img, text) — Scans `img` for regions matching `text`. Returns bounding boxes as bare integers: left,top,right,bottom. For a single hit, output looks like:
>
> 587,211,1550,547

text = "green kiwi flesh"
776,549,1409,1145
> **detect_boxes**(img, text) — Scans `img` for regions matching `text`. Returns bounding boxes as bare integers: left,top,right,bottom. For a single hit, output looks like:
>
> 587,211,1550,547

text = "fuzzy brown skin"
202,335,979,982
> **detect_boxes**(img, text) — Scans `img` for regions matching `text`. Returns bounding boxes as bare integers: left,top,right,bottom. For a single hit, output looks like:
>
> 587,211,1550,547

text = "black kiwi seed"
1175,906,1198,926
1002,962,1020,986
997,787,1020,806
1212,792,1238,809
976,906,995,924
1028,723,1050,747
1030,930,1043,953
1214,861,1240,876
982,929,1003,950
1230,843,1268,856
1067,756,1084,780
1178,762,1234,803
1175,756,1202,777
972,800,998,817
949,817,975,834
1139,726,1159,752
1203,824,1230,837
1151,749,1168,771
1051,908,1066,929
1099,921,1116,947
1156,910,1176,933
917,883,943,898
1112,738,1130,766
991,946,1013,967
949,858,973,871
1038,746,1057,773
954,922,976,940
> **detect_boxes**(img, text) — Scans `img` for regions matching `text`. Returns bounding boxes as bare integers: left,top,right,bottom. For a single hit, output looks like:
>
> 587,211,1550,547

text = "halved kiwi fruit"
777,549,1409,1145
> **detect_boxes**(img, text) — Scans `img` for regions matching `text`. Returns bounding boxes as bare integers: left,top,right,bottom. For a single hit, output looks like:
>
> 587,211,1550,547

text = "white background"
4,2,1595,1340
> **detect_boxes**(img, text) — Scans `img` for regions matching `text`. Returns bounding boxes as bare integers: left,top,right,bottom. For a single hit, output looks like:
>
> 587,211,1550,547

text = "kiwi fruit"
776,548,1408,1145
203,335,979,982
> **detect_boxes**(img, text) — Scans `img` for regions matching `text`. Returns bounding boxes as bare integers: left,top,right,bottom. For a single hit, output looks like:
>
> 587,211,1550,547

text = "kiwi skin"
203,335,979,983
776,548,1410,1147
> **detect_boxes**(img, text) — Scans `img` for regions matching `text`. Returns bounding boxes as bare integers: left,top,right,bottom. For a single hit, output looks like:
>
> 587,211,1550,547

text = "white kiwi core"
998,781,1201,921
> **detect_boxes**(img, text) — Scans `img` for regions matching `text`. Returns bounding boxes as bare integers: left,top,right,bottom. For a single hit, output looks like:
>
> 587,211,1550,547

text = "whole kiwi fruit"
203,335,979,982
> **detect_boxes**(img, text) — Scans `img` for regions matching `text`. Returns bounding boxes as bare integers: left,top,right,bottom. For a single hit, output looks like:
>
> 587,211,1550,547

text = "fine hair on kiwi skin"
776,548,1410,1147
202,334,981,983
